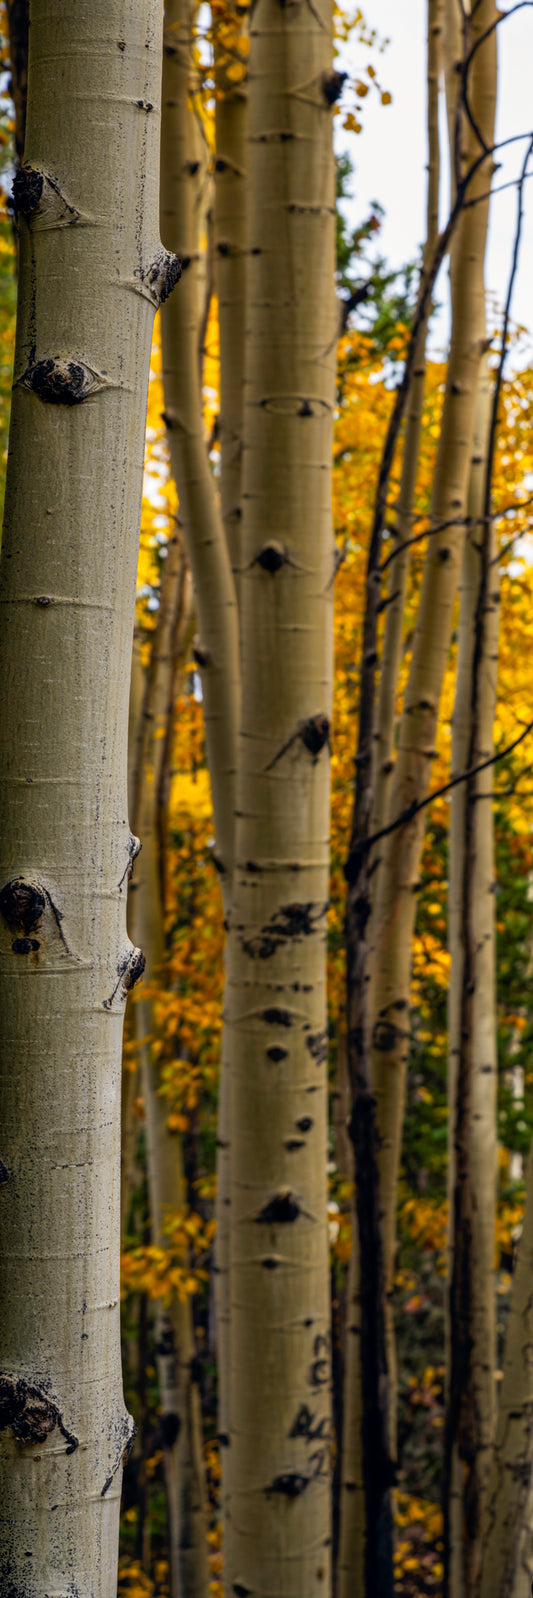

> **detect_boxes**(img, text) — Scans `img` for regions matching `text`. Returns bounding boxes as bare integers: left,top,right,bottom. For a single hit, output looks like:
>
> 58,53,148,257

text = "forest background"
1,2,533,1596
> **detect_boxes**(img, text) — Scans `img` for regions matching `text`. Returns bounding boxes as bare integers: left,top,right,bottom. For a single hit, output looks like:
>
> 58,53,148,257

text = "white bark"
226,5,337,1592
0,4,175,1590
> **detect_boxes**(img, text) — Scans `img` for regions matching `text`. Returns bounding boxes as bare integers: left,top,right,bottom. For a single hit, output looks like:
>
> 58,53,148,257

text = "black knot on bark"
193,642,212,668
322,70,348,106
0,879,45,933
266,1471,310,1497
254,541,288,573
256,1188,301,1224
13,164,44,217
233,1583,253,1597
300,714,330,758
123,947,146,993
372,1019,397,1052
22,358,99,406
297,1116,313,1132
266,1045,288,1062
144,249,182,307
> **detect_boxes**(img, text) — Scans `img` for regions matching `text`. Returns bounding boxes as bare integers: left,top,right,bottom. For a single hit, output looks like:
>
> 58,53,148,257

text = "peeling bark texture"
214,7,247,586
0,4,174,1592
480,1140,533,1598
226,0,336,1589
128,590,209,1598
445,359,498,1596
160,0,240,893
367,0,497,1455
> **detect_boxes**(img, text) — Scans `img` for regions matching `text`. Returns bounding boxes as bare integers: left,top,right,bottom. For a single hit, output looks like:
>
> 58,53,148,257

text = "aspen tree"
0,3,178,1592
128,552,209,1598
213,3,247,584
226,2,337,1590
159,0,241,1500
445,358,499,1596
338,9,442,1591
160,0,240,896
372,0,443,843
480,1144,533,1598
367,0,497,1435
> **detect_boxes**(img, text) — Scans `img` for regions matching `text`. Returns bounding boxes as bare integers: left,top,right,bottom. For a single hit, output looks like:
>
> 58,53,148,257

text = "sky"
335,1,533,360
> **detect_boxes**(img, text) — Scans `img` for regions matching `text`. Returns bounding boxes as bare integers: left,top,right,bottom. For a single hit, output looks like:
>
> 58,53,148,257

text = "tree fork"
0,4,175,1591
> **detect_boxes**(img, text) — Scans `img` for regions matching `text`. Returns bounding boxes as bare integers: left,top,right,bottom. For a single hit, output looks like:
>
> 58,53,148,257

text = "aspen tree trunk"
128,557,209,1598
445,359,499,1596
0,4,178,1592
480,1143,533,1598
226,6,336,1592
372,0,443,842
159,0,242,1505
160,0,240,895
214,11,247,583
367,0,497,1444
338,10,442,1592
213,19,248,1499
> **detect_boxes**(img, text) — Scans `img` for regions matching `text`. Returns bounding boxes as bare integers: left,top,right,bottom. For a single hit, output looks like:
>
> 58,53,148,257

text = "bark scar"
0,1376,78,1452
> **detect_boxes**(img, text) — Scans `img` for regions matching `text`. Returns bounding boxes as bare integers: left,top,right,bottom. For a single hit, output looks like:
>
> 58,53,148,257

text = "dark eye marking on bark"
0,1161,10,1184
136,98,154,111
13,164,44,216
265,1471,310,1497
256,1189,301,1224
306,1030,328,1064
322,70,348,106
20,358,104,405
11,937,40,953
372,1020,398,1052
0,1376,78,1452
0,879,46,933
103,946,145,1009
243,901,328,959
297,1117,313,1132
265,713,330,771
261,1255,281,1269
263,1007,292,1027
142,249,182,307
254,541,288,573
13,164,80,227
233,1583,253,1596
101,1411,136,1496
285,1138,305,1151
266,1044,288,1062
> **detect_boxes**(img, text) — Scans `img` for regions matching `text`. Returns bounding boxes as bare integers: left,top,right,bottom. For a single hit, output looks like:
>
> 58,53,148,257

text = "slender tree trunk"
128,546,209,1598
214,12,247,584
160,0,240,895
480,1140,533,1598
367,0,497,1450
372,0,443,842
338,8,442,1592
445,357,499,1596
226,6,337,1592
159,0,241,1518
0,4,178,1591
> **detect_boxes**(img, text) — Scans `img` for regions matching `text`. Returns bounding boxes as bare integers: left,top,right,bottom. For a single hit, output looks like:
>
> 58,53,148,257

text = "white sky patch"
335,0,533,364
